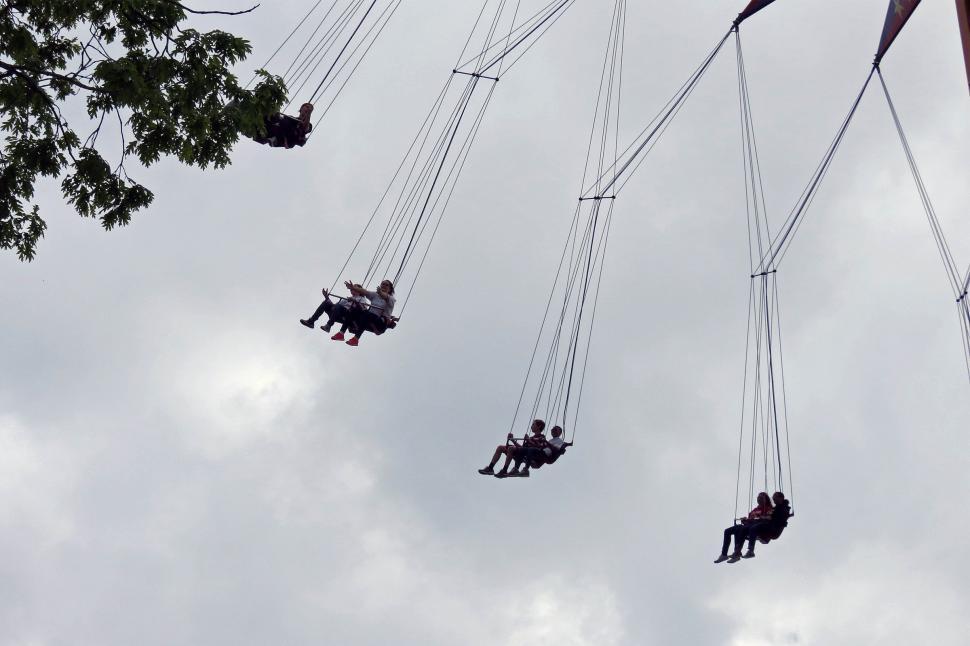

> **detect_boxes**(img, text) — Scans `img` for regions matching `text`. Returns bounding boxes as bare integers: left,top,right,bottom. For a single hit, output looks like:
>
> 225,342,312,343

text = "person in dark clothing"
323,285,369,340
253,102,314,148
300,288,361,335
478,420,546,477
504,425,571,477
715,492,773,564
343,279,397,346
504,442,545,477
739,492,791,559
300,280,399,346
478,424,571,479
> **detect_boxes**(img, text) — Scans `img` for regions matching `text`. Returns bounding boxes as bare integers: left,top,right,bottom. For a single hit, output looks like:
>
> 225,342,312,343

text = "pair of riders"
300,279,398,346
478,419,571,478
252,102,314,149
715,491,791,563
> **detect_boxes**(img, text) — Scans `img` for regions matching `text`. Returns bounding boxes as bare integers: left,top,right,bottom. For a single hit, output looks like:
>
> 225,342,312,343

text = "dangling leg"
331,303,355,336
263,115,286,147
301,289,333,328
479,445,509,475
496,447,520,476
248,115,272,145
332,318,352,341
323,301,350,334
344,309,362,346
716,526,741,563
320,308,335,332
512,447,541,477
725,525,752,562
276,116,300,149
742,524,763,558
346,310,381,346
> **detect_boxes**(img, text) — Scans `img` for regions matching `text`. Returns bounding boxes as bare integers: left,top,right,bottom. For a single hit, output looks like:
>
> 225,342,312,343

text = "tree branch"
172,2,260,16
0,64,77,161
0,60,101,92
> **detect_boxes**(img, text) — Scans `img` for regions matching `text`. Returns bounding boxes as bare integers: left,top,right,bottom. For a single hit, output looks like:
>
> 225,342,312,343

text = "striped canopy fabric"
735,0,780,25
875,0,922,63
957,0,970,93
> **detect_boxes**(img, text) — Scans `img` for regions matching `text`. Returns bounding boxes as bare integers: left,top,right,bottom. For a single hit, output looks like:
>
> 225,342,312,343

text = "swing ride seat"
257,114,312,149
323,293,398,336
357,311,398,336
505,436,542,469
504,436,567,470
755,528,781,545
528,448,567,469
752,512,794,544
325,295,364,332
251,0,405,136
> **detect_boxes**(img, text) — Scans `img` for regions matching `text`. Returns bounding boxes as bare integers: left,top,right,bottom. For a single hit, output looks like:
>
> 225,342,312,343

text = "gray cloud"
2,1,969,644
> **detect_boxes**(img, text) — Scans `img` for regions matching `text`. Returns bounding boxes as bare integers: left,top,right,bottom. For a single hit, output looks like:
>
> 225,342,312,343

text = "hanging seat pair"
251,103,314,149
300,281,398,347
246,0,405,149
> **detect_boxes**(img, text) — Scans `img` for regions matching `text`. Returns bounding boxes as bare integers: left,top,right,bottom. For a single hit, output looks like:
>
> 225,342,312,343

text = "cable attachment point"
452,69,500,82
958,291,968,303
750,269,778,278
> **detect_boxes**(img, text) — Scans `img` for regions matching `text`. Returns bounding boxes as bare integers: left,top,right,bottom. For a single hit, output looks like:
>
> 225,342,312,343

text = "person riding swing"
738,492,791,559
253,102,314,149
714,491,791,563
478,419,546,478
478,422,571,478
714,492,773,564
316,284,368,341
300,288,359,336
509,425,570,477
300,279,398,346
342,279,397,346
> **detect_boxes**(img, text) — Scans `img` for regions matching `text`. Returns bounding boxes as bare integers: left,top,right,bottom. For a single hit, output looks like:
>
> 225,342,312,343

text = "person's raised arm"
344,281,368,297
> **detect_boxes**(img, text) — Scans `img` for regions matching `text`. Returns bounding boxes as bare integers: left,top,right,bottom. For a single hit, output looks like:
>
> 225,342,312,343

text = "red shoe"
330,332,345,341
346,337,359,347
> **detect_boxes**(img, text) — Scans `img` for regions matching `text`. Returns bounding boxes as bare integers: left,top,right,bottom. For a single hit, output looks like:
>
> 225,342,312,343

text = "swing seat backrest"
758,523,787,544
527,448,566,469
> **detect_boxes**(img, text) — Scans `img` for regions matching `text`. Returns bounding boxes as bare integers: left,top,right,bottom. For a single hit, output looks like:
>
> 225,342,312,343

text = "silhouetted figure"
253,102,314,149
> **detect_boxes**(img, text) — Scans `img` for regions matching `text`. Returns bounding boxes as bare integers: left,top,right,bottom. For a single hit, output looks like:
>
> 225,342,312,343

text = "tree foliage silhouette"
0,0,286,260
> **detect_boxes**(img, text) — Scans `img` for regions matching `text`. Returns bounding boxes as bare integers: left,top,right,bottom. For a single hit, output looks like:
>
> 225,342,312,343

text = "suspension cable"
733,29,794,519
756,67,876,273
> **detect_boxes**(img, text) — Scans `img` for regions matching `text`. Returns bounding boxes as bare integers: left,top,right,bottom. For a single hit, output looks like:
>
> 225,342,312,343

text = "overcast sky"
2,1,969,644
